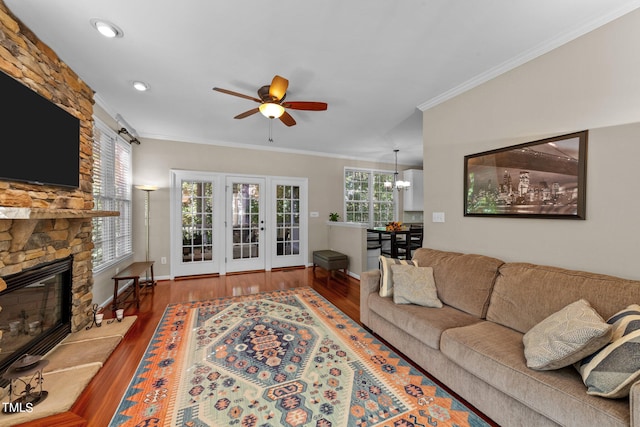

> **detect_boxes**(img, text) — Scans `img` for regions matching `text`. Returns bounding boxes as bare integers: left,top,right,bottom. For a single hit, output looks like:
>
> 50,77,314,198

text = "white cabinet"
402,169,423,211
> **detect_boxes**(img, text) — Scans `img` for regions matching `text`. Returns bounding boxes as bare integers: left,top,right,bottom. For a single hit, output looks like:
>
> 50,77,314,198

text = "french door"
225,177,265,273
271,179,307,269
170,170,307,277
170,171,223,277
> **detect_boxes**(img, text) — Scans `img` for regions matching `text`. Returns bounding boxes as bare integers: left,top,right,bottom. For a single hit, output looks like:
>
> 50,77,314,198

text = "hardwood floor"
70,267,360,426
21,267,494,426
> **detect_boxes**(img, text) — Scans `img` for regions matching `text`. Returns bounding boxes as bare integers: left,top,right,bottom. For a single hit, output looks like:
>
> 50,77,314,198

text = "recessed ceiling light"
90,19,123,38
132,81,150,92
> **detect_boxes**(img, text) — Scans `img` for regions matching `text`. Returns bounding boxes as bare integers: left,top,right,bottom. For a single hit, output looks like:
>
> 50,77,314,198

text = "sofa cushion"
576,304,640,398
367,292,480,350
487,262,640,334
378,256,418,297
390,265,442,308
440,321,630,427
523,299,612,370
411,248,503,318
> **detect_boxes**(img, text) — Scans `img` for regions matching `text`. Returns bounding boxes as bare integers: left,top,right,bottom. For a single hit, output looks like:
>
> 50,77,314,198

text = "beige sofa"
360,248,640,427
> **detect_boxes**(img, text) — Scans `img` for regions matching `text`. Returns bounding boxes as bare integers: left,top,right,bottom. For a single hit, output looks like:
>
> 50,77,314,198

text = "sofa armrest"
631,380,640,427
359,269,380,327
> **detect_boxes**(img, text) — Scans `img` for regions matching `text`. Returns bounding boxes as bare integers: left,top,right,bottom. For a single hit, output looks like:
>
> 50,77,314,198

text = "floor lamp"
136,185,158,283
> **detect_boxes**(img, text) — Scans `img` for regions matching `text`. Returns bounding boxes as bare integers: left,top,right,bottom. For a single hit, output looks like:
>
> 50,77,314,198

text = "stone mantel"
0,208,120,257
0,207,119,220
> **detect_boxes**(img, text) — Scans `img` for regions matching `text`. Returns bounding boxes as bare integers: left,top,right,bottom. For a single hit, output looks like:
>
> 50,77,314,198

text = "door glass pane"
276,184,300,256
231,183,260,260
181,180,213,263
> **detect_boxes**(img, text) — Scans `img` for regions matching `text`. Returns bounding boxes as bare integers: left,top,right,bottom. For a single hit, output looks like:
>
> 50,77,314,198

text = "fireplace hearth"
0,257,72,386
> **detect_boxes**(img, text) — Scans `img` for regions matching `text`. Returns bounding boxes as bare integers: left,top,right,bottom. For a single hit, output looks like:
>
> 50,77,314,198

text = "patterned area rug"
109,287,490,426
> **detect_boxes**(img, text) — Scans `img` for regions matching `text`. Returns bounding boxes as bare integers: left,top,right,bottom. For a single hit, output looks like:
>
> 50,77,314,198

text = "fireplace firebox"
0,257,72,386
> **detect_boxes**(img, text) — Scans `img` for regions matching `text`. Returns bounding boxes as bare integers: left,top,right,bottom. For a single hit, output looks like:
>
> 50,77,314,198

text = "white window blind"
92,118,132,272
344,168,394,227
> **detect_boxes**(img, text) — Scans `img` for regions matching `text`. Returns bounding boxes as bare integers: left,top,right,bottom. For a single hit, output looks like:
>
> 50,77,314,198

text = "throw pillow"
378,256,418,297
390,265,442,308
575,304,640,398
522,299,613,370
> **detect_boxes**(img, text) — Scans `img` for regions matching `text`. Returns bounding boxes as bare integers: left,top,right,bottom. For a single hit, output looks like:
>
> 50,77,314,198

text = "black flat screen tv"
1,70,80,188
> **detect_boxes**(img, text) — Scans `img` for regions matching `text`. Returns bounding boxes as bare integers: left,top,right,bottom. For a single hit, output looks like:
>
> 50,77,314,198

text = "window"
344,168,394,227
92,118,132,272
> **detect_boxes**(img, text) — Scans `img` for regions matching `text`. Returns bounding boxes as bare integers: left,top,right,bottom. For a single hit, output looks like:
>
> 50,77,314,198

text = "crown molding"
418,2,640,111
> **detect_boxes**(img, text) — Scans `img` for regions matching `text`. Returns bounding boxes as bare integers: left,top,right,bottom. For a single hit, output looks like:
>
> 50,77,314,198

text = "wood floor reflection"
69,267,359,426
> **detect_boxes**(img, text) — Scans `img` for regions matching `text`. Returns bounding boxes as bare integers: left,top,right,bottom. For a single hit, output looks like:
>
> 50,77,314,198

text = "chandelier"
384,149,411,190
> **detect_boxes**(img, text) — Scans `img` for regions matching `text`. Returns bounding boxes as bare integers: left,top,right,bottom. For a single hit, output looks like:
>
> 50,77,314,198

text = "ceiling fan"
213,75,327,127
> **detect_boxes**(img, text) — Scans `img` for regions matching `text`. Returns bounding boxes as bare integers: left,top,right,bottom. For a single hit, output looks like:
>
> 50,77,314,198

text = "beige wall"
422,9,640,279
131,139,393,271
92,104,398,303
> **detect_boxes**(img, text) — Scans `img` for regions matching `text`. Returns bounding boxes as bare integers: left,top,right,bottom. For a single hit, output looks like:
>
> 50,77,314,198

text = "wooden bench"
111,261,155,312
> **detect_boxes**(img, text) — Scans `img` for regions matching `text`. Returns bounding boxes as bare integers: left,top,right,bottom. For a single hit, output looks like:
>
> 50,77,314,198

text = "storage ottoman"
312,250,349,285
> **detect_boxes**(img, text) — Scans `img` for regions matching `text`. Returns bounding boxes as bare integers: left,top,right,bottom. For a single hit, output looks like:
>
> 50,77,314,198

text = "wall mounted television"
1,70,80,188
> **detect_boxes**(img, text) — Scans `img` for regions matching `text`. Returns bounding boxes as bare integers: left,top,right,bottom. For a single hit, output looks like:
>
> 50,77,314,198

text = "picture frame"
464,130,587,219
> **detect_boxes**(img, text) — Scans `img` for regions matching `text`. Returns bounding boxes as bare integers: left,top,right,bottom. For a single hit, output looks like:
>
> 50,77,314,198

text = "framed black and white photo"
464,131,587,219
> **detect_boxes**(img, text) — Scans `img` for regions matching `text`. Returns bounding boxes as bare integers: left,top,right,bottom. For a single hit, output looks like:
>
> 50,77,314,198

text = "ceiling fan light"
259,103,285,119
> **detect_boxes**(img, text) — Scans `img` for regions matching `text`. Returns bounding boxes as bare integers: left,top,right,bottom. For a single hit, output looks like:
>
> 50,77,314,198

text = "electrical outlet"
161,257,167,264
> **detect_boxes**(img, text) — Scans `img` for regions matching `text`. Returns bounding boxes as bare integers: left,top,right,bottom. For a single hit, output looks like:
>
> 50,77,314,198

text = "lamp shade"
135,185,158,191
259,103,285,119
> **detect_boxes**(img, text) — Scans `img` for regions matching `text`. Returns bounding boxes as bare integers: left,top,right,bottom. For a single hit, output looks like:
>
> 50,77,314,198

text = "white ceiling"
6,0,640,166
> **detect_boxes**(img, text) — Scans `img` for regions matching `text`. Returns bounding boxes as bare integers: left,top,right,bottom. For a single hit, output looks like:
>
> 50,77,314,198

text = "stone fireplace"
0,210,107,331
0,209,117,370
0,3,118,378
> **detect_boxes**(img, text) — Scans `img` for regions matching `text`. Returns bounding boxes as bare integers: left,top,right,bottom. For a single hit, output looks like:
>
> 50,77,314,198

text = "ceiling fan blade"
213,87,261,103
269,75,289,101
282,101,328,111
279,111,296,127
234,107,260,119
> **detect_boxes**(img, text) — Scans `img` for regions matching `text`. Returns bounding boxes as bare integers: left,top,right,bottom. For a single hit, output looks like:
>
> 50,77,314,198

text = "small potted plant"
329,212,340,222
